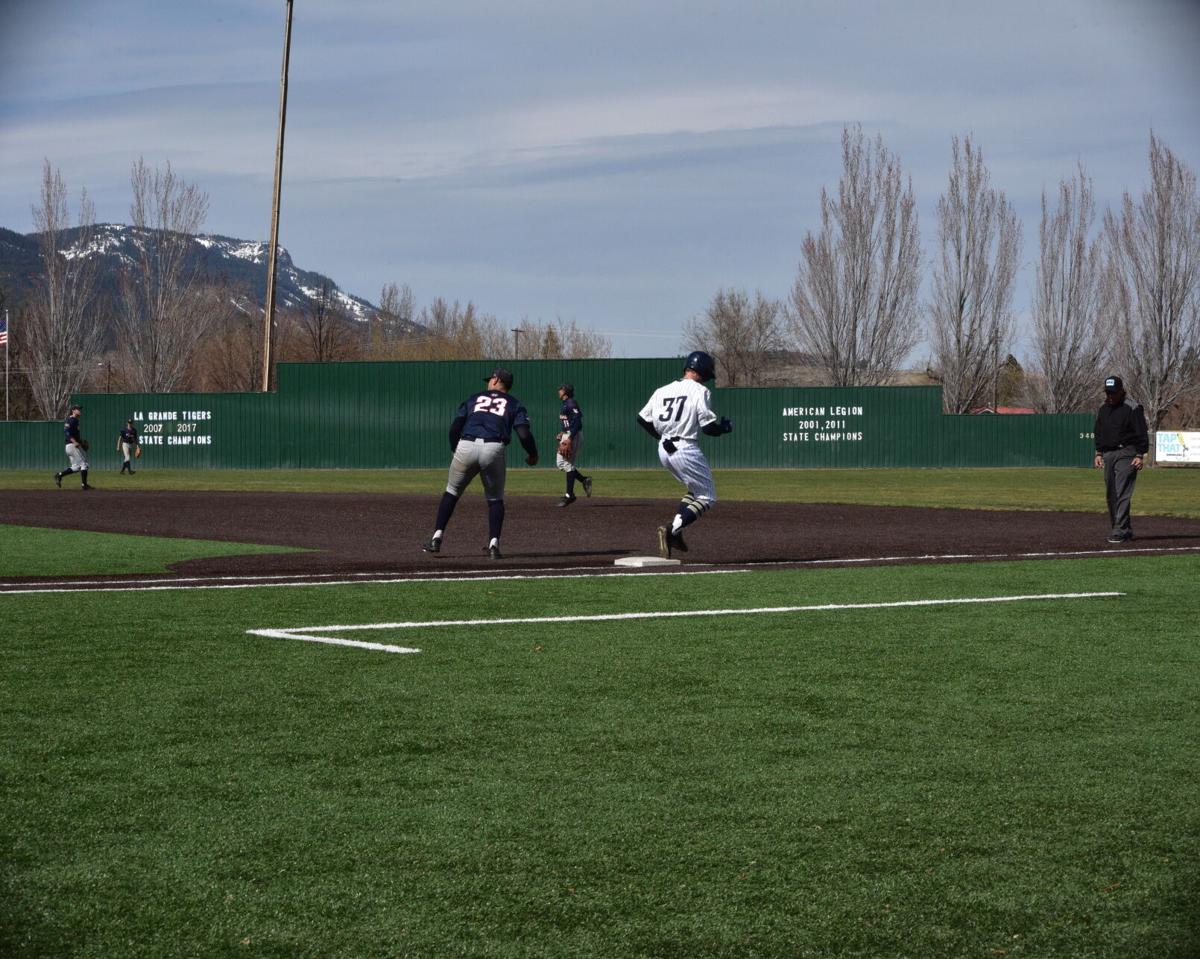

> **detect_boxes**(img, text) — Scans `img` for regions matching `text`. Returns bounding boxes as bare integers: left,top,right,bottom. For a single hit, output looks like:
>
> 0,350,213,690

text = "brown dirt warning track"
3,488,1200,586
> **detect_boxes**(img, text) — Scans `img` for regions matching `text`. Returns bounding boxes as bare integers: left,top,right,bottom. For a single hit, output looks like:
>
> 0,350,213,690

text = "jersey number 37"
658,395,687,422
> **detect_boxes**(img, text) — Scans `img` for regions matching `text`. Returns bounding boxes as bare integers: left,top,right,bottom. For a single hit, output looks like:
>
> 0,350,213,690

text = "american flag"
0,314,7,346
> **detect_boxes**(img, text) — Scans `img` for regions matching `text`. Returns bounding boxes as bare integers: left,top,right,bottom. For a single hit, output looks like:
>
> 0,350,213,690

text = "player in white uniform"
636,351,732,558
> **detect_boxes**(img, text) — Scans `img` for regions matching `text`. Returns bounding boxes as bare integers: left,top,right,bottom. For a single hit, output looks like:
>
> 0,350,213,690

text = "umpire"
1093,375,1149,544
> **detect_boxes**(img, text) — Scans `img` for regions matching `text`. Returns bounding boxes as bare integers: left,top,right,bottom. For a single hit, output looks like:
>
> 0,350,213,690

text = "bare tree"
928,135,1022,413
1030,165,1108,412
684,288,783,386
193,283,262,391
787,125,922,386
114,158,212,392
1162,348,1200,427
1104,133,1200,432
520,318,612,359
294,279,355,361
22,161,106,419
370,281,416,357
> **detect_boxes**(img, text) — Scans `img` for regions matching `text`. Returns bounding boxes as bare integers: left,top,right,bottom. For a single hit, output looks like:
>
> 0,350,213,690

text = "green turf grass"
0,524,304,577
2,466,1198,517
2,555,1197,957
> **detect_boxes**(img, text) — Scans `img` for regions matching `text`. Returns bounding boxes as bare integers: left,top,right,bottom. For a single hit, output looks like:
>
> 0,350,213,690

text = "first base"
614,556,682,567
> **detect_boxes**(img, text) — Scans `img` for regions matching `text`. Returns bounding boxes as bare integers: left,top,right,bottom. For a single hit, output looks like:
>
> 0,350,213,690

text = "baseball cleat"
422,537,442,554
557,495,576,507
81,484,93,490
582,476,593,497
54,472,62,488
488,544,503,560
657,526,671,558
670,530,688,553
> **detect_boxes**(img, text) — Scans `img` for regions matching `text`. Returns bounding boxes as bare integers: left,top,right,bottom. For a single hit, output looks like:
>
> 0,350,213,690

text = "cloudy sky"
1,0,1198,357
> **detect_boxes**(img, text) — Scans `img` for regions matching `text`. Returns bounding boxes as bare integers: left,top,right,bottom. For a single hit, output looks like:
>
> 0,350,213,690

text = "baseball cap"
558,382,574,397
70,403,82,412
485,367,514,389
1104,376,1123,393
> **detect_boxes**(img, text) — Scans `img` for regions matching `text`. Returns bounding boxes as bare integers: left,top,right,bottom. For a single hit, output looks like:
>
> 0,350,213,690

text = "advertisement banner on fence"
1155,431,1200,463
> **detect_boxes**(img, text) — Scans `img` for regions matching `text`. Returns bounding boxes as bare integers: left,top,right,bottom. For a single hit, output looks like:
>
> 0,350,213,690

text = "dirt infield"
4,488,1200,584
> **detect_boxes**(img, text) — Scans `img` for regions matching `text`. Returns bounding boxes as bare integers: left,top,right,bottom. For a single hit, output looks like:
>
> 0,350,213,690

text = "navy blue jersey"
456,390,531,444
63,416,81,443
119,427,138,444
558,398,583,437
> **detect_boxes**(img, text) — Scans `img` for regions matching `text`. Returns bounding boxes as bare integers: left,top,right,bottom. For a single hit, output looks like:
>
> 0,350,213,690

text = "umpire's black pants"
1102,446,1139,538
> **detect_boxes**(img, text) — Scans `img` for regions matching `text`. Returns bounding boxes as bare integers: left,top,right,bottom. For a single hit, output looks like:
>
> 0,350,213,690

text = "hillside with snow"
0,224,421,334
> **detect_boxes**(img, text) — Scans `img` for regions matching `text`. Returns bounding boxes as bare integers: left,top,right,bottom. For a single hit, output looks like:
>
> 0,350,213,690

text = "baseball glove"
80,439,89,452
135,447,142,459
556,438,572,458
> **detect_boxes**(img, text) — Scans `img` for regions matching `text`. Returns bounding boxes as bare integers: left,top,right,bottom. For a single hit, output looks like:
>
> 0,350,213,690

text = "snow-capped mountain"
0,223,419,333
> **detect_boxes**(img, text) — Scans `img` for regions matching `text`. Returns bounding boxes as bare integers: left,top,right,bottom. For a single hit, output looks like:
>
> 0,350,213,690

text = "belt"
463,435,502,444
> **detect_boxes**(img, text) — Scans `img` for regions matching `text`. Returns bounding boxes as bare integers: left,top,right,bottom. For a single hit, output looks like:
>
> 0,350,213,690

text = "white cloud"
1,0,1198,356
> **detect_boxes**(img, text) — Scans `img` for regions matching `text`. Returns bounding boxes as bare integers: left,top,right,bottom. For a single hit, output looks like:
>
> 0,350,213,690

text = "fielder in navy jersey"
422,367,539,559
554,382,592,506
54,403,93,490
117,420,140,474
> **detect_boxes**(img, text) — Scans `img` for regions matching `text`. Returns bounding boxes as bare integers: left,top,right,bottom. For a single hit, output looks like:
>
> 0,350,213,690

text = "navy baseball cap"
558,382,574,397
1104,376,1123,393
485,367,514,389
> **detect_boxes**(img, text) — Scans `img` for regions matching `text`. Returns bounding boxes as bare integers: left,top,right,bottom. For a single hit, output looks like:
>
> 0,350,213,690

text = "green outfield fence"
0,358,1095,471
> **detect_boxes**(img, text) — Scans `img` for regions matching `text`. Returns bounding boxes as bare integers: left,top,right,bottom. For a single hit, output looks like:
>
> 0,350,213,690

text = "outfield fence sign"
1155,430,1200,464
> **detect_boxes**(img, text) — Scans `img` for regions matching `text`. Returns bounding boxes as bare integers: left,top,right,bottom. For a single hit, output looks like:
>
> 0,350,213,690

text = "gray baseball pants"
1102,447,1139,537
445,438,507,500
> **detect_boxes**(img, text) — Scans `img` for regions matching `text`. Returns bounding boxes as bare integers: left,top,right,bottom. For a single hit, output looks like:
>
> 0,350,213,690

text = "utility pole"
3,308,9,421
511,327,526,360
261,0,294,392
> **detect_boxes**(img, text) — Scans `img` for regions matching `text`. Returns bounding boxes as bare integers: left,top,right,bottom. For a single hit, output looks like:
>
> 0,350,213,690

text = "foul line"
247,590,1123,655
0,567,734,596
1,544,1197,595
743,544,1200,567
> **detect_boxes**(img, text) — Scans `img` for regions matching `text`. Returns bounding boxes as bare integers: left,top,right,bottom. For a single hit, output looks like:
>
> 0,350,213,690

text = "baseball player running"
636,351,732,558
555,382,593,506
422,367,539,559
54,403,93,490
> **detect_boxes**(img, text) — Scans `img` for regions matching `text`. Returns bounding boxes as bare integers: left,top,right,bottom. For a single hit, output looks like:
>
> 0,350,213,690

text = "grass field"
0,524,306,577
2,469,1198,957
2,466,1198,517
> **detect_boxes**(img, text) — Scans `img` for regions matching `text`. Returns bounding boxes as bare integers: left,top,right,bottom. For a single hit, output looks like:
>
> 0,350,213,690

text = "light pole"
511,327,526,360
261,0,294,392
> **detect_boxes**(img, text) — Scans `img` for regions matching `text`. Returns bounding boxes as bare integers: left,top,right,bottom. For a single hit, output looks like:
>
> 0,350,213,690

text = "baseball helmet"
684,350,716,382
558,382,575,398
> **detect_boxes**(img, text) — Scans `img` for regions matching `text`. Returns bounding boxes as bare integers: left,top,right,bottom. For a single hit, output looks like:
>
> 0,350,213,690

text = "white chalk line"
247,591,1124,655
0,567,734,596
741,544,1200,567
1,544,1196,596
